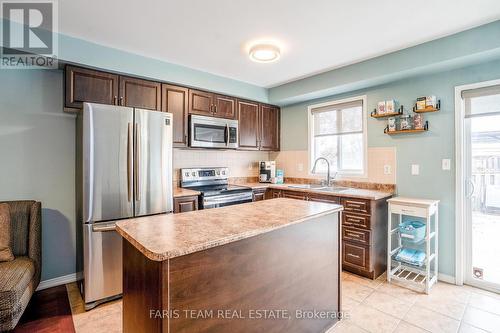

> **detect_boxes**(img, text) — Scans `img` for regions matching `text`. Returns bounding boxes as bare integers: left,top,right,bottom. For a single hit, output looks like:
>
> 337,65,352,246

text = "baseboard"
36,273,78,291
438,273,456,284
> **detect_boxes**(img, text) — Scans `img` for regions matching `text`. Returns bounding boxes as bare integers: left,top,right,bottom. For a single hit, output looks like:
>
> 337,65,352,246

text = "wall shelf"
413,100,440,113
371,105,404,118
384,121,428,135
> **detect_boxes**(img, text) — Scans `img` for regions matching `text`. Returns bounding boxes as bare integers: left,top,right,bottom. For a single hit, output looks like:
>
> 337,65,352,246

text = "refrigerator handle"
127,123,133,202
134,123,141,201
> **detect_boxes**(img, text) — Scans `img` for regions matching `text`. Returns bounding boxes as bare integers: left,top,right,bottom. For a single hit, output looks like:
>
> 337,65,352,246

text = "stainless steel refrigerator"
76,102,173,310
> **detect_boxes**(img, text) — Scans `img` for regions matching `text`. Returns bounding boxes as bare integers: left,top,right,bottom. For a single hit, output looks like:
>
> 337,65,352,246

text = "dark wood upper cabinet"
214,94,236,119
65,65,119,108
162,84,189,147
188,90,235,119
188,89,214,116
237,100,260,150
259,104,280,151
119,76,161,111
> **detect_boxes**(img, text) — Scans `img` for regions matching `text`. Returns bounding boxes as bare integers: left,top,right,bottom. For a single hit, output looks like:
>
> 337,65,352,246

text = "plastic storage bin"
399,220,426,243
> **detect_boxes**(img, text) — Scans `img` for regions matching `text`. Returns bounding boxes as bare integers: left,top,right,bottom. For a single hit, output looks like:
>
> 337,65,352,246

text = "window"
308,96,366,176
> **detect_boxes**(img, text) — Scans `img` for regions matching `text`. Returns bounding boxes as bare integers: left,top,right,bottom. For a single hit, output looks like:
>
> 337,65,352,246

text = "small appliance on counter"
259,161,276,183
180,167,253,209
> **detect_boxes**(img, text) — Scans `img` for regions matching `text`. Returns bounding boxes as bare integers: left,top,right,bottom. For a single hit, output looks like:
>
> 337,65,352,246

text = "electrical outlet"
411,164,420,175
442,159,451,171
384,165,392,175
297,163,304,172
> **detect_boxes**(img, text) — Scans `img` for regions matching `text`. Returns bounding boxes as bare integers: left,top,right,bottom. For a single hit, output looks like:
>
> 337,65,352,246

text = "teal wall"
280,58,500,276
0,69,77,281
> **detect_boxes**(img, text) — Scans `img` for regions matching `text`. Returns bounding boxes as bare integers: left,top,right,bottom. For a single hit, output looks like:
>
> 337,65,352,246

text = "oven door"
190,115,238,149
202,192,253,209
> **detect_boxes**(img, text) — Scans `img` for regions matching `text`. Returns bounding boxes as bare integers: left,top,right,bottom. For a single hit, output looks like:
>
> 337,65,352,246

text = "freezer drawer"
83,223,122,307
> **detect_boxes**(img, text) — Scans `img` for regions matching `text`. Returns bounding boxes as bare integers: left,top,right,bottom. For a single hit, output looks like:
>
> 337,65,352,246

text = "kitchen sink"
317,186,350,193
288,184,327,190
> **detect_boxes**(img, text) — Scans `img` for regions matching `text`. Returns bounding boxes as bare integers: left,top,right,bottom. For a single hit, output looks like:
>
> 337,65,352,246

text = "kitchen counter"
118,198,343,333
173,187,200,197
239,182,393,200
116,198,342,261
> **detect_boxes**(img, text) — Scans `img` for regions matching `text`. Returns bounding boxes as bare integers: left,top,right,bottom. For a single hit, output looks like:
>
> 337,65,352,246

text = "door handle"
92,223,116,232
134,123,141,201
127,123,133,202
466,179,475,198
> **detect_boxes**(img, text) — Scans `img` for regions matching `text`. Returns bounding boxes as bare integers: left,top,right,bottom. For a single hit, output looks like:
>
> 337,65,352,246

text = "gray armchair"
0,200,41,332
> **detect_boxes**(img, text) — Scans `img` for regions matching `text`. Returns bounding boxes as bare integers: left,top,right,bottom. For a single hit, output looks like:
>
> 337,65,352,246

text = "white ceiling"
59,0,500,88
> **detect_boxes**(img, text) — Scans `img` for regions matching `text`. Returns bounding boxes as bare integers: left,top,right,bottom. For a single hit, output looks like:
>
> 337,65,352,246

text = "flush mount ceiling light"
249,44,281,63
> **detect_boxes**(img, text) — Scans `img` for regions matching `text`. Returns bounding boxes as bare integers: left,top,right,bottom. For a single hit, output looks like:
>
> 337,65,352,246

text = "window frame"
307,95,368,178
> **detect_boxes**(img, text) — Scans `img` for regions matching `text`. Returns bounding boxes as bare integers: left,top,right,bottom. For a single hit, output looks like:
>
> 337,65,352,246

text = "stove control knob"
184,172,189,177
192,172,196,177
216,171,220,175
222,170,226,175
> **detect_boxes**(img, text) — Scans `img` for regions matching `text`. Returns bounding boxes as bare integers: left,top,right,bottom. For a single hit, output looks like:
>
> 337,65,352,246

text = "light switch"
442,159,451,170
384,165,392,175
411,164,420,175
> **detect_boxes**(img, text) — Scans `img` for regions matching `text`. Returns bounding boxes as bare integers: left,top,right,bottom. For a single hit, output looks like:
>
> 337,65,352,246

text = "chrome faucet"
311,157,336,186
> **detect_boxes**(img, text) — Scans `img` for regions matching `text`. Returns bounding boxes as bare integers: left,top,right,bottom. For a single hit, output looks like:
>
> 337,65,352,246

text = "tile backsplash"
173,149,270,182
270,147,396,184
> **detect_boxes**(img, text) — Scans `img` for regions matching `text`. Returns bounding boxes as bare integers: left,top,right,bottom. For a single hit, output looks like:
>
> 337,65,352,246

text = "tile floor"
66,272,500,333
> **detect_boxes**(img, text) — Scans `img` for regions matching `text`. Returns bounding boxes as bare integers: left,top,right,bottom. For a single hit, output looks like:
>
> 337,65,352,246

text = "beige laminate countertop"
116,198,343,262
173,187,201,198
237,182,393,200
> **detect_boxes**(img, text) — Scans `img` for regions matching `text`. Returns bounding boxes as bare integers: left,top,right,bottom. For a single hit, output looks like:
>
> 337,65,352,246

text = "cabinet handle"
347,253,361,259
113,96,118,105
119,96,124,106
347,233,361,238
213,105,217,113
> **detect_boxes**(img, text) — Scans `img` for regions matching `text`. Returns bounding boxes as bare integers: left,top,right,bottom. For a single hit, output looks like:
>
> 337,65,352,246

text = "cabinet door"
253,189,266,202
65,65,119,108
259,104,280,151
119,76,161,110
162,84,188,147
237,100,260,150
188,89,214,116
214,94,236,119
174,196,199,213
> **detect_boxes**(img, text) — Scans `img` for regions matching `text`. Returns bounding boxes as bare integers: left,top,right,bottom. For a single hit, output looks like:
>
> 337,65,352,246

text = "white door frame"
455,78,500,290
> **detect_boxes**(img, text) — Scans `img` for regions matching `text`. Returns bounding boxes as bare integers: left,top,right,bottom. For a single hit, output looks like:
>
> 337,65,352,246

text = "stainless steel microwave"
189,115,238,149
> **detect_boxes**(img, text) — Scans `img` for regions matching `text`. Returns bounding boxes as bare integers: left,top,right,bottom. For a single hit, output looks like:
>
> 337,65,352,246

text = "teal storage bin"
399,220,426,243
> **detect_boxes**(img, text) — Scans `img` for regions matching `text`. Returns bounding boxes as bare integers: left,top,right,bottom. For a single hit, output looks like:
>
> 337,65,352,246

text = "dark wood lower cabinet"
252,188,266,201
263,188,388,279
173,196,198,213
122,213,341,333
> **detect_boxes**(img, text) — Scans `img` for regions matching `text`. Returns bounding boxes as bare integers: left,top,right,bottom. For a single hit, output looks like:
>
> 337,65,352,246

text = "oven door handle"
204,192,253,204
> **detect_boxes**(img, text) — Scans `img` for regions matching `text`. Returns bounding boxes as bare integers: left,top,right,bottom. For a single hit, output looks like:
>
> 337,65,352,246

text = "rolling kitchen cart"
387,197,439,294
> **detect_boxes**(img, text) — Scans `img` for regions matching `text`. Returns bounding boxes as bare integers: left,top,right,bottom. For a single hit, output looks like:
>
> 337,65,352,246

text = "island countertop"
116,198,343,261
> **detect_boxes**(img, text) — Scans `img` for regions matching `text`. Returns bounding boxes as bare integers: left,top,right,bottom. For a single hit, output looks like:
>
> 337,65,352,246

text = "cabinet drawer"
342,227,371,245
390,204,427,218
341,198,371,214
307,193,340,204
281,190,307,200
342,212,371,229
343,242,369,270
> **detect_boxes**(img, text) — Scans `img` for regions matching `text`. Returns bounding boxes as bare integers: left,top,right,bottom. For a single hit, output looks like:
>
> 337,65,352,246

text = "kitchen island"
116,198,343,333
